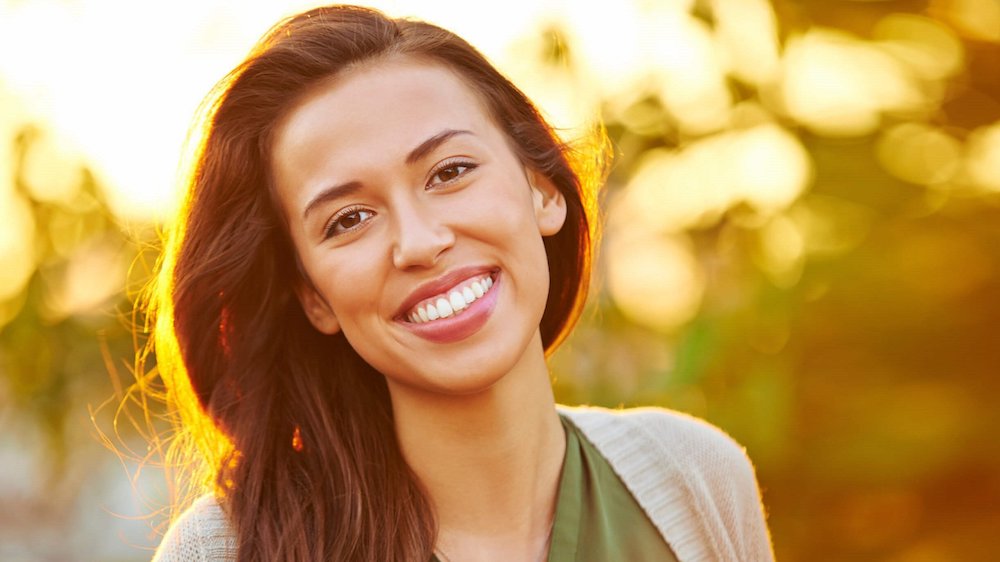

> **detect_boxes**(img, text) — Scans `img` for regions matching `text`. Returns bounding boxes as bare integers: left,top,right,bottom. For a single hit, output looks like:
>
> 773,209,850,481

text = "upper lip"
395,265,496,320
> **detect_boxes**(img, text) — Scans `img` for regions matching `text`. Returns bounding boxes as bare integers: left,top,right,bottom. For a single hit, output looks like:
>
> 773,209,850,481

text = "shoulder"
558,405,774,562
152,495,237,562
559,405,751,472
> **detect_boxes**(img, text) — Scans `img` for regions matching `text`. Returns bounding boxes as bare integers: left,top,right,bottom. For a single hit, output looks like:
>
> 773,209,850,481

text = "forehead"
272,57,497,177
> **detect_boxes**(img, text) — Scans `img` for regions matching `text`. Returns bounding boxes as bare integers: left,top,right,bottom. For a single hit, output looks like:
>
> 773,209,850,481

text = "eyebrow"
301,128,473,220
302,180,363,220
405,128,472,165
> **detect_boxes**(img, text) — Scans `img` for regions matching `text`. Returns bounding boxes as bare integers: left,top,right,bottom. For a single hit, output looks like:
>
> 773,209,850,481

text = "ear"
295,278,341,335
528,169,567,237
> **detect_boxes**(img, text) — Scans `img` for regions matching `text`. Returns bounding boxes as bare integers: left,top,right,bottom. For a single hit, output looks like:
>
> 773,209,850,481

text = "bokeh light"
876,123,963,186
874,13,964,82
612,124,811,234
0,189,35,302
934,0,1000,42
3,0,1000,560
965,121,1000,191
606,230,705,331
780,28,924,136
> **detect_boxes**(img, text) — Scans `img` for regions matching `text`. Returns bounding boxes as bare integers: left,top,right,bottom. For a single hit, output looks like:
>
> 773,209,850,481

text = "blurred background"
1,0,998,560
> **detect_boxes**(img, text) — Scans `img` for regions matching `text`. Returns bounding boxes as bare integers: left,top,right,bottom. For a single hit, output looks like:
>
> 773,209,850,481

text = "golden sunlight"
0,0,558,222
876,123,963,186
779,28,923,136
873,13,964,82
710,0,781,86
0,87,34,303
754,214,805,288
965,122,1000,192
613,124,811,233
650,11,732,135
933,0,1000,42
0,190,35,302
20,130,84,205
42,236,128,322
606,230,704,332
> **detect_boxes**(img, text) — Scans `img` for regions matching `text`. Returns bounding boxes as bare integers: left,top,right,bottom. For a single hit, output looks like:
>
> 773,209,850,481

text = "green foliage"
0,126,147,481
2,1,999,560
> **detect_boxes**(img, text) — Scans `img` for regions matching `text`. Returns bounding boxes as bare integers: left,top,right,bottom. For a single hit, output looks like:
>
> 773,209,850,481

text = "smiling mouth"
404,272,496,324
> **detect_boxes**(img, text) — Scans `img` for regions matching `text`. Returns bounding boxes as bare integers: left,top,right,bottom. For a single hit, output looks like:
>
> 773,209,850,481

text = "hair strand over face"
148,5,607,561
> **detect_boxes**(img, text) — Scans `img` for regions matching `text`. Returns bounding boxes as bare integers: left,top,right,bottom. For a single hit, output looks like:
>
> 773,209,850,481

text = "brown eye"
437,166,464,182
339,212,363,229
428,161,476,187
325,209,374,239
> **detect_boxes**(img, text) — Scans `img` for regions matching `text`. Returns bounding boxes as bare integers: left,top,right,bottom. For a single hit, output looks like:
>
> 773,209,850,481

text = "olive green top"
154,406,774,562
546,414,678,561
432,415,678,561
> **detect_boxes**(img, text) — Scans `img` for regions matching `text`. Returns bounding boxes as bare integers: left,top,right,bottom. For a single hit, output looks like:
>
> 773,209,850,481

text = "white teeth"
436,297,454,318
449,291,466,312
406,274,496,323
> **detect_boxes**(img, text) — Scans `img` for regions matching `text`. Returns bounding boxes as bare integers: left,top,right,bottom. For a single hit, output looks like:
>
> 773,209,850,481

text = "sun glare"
0,0,789,223
0,0,587,223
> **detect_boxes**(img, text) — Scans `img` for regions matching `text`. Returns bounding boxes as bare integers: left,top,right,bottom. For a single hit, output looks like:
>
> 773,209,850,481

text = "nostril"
392,224,455,270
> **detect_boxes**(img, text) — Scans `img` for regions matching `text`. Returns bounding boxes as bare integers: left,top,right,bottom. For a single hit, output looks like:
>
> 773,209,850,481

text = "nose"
391,198,455,270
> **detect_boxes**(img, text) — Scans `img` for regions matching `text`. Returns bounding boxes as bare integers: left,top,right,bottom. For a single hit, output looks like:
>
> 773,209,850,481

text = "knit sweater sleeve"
560,405,774,562
151,495,237,562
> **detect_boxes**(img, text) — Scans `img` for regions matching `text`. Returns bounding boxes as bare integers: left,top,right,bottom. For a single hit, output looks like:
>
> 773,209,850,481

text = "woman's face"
271,58,566,397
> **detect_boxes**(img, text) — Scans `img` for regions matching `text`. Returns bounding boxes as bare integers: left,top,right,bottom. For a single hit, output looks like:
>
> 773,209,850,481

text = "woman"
149,5,773,561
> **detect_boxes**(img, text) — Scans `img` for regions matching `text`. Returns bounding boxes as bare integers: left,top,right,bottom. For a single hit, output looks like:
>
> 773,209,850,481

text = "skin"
271,56,569,561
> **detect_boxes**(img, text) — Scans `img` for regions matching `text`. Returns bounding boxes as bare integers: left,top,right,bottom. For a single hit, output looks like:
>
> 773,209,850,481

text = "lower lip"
398,272,501,344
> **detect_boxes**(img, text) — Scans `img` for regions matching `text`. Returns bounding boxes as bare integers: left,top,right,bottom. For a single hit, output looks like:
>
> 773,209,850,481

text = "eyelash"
323,205,374,239
321,159,478,240
428,159,477,188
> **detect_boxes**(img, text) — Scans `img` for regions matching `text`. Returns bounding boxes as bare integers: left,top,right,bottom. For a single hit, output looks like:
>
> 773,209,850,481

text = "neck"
389,333,565,561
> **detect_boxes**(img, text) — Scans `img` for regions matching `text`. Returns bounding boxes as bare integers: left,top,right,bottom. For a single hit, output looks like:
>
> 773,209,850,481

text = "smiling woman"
146,5,773,562
274,60,565,389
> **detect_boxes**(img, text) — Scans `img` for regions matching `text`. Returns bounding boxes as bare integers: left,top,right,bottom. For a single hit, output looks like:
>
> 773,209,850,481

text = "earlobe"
528,169,567,237
295,278,341,335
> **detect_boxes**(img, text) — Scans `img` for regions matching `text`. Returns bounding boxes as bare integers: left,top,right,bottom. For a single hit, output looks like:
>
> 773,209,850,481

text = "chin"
382,349,523,397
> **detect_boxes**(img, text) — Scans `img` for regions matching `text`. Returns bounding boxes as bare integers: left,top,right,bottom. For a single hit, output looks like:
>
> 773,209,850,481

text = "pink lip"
396,270,501,344
395,265,498,320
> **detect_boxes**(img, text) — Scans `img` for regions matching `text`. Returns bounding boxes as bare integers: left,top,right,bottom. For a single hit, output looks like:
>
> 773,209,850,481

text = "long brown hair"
147,5,605,561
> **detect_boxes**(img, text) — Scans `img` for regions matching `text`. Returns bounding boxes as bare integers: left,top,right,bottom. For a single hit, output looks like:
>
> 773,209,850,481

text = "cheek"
464,175,539,231
309,247,386,321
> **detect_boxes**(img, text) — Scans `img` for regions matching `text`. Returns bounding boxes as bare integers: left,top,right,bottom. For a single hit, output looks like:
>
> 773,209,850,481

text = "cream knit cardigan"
152,406,775,561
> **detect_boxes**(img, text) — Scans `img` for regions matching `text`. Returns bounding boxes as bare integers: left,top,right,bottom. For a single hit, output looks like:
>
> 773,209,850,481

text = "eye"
324,207,375,239
428,160,477,188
